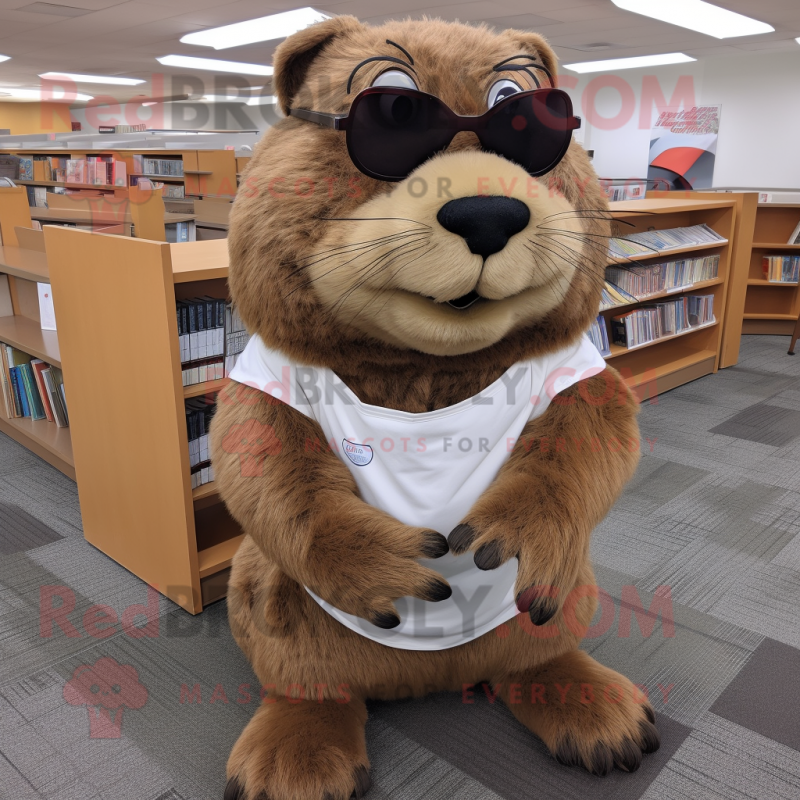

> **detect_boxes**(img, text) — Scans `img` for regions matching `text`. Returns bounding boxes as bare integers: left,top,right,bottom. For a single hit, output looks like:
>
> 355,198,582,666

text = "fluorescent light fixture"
564,53,696,73
193,94,277,106
0,87,93,101
181,7,331,50
39,72,144,85
156,55,273,76
0,55,10,63
247,95,277,106
199,95,249,103
611,0,774,39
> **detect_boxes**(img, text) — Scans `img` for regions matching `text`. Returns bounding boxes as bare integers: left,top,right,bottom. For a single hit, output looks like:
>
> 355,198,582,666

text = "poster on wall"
647,105,721,190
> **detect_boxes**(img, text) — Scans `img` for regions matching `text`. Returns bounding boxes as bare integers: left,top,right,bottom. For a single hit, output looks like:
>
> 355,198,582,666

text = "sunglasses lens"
481,90,573,176
348,90,451,181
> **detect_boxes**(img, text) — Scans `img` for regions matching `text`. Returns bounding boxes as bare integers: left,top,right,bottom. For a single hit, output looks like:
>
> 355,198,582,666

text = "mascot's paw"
501,650,660,776
225,697,371,800
449,523,565,625
225,766,371,800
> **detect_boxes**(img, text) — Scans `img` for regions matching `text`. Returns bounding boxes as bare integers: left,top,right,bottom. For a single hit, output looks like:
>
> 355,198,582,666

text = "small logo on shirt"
343,439,373,467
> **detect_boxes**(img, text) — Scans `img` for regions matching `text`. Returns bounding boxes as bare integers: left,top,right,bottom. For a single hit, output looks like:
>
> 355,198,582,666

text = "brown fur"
212,16,658,800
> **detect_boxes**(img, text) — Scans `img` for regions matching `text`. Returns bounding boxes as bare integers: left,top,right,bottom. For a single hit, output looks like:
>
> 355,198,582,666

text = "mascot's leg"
224,538,372,800
224,697,371,800
495,650,659,775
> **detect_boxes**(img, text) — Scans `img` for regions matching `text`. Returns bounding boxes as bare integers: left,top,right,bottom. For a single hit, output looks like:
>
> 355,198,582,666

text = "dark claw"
224,777,243,800
639,720,661,754
613,739,642,773
421,530,449,559
554,736,580,767
423,579,452,602
371,611,401,629
352,765,372,798
474,540,504,570
515,587,558,625
590,742,614,777
448,523,477,554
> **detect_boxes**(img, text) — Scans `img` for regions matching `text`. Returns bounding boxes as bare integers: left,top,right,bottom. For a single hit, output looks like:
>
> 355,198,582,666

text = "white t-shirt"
229,335,606,650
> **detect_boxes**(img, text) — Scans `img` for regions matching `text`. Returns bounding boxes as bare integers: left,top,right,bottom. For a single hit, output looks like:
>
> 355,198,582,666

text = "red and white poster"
648,105,721,190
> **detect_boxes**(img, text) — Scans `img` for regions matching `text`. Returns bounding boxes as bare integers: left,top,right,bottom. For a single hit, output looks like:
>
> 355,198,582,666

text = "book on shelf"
165,220,195,243
25,186,49,208
609,224,726,260
186,396,216,489
788,220,800,245
18,157,33,181
132,156,184,177
0,343,68,426
225,303,249,377
586,315,610,357
606,254,720,300
762,255,800,284
177,299,251,386
600,281,638,310
177,296,225,386
611,295,715,348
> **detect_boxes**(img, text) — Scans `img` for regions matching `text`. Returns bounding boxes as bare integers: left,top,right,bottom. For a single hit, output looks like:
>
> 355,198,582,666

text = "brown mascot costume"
210,15,660,800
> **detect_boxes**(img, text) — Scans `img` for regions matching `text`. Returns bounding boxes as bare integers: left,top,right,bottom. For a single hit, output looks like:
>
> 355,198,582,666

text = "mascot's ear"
504,31,559,86
273,15,365,116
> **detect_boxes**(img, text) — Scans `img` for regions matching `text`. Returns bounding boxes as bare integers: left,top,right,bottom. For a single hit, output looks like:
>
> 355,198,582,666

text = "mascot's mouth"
424,290,485,311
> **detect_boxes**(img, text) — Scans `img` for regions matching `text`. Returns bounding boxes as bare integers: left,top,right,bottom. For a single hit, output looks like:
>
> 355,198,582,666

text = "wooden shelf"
752,242,800,249
0,245,49,282
600,278,723,311
0,414,74,479
0,315,61,367
16,179,120,190
129,173,185,181
743,312,797,320
608,239,727,265
184,378,229,398
184,170,213,175
747,279,799,286
198,535,245,579
192,482,219,502
620,346,717,401
610,197,737,215
195,502,243,578
170,239,228,282
605,319,718,359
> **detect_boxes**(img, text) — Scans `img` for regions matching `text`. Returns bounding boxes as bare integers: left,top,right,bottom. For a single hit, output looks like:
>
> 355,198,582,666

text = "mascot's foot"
224,695,371,800
498,649,660,776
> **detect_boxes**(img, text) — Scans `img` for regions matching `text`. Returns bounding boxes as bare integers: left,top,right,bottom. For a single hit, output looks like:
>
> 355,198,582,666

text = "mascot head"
229,16,608,371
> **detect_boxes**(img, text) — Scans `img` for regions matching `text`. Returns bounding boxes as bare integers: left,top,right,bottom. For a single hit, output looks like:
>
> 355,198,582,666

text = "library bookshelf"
0,241,74,478
0,147,237,202
44,229,238,614
738,203,800,335
604,196,738,400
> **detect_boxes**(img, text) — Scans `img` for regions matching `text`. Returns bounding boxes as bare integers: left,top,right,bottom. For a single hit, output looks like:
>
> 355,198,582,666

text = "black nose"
437,196,530,258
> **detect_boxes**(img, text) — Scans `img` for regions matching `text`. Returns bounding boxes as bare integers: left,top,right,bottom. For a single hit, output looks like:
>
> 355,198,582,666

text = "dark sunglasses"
289,87,581,182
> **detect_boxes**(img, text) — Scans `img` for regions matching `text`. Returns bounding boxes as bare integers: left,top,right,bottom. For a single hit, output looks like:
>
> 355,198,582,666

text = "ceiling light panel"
156,55,273,76
611,0,774,39
0,87,93,101
181,8,331,50
39,72,145,86
564,53,697,73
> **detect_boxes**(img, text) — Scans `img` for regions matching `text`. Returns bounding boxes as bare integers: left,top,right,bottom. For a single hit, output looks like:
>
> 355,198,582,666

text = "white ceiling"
0,0,799,102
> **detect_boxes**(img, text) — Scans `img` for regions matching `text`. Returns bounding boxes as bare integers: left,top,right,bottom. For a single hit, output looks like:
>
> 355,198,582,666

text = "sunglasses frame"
289,86,582,182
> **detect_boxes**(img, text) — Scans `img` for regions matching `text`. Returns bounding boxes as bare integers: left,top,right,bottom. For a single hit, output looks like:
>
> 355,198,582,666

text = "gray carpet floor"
2,334,800,800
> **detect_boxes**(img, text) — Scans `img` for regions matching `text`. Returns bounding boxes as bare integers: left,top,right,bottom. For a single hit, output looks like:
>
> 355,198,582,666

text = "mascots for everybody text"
211,15,659,800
